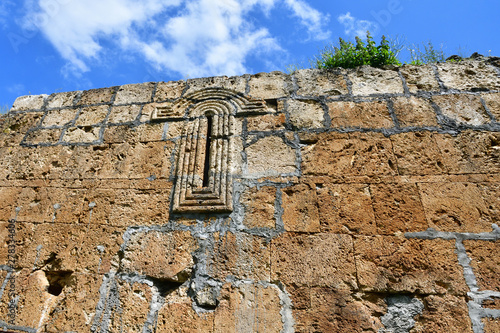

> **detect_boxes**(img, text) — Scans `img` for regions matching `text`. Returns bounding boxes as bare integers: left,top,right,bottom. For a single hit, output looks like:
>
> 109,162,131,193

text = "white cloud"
337,12,377,39
284,0,330,40
21,0,330,78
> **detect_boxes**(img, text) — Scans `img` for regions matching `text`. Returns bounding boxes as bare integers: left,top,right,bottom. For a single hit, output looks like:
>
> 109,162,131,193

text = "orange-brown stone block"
391,132,446,175
483,318,500,333
414,294,473,333
77,86,116,106
207,231,271,282
282,183,319,232
355,236,467,295
75,105,109,126
122,230,196,281
154,80,187,101
246,113,286,132
241,186,276,229
293,288,385,333
302,132,397,178
316,183,377,234
271,233,357,289
370,182,428,234
0,111,44,147
328,100,394,128
464,240,500,291
391,96,438,127
418,182,493,232
435,131,500,174
24,128,63,145
214,283,284,333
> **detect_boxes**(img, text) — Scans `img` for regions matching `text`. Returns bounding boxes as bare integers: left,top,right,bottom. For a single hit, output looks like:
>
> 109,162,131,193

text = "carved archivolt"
164,88,267,213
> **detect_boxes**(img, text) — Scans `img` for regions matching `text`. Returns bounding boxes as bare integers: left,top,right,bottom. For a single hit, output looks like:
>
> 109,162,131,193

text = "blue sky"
1,0,499,112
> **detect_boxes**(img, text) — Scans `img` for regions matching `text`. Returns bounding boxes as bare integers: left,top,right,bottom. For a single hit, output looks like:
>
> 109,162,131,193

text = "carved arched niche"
164,88,267,213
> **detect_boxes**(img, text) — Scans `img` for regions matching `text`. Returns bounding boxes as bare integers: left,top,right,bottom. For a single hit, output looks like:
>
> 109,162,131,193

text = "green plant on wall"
312,31,401,69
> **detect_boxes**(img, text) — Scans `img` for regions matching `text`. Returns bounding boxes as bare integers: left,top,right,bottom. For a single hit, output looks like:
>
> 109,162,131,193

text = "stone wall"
0,58,499,332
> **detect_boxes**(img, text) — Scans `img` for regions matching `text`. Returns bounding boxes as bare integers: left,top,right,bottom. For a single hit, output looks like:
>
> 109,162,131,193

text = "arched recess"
171,88,267,213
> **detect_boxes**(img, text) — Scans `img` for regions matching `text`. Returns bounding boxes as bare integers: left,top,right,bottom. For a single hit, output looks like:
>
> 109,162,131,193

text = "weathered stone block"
371,182,428,234
328,100,394,128
464,240,500,291
301,132,397,178
46,91,79,109
122,230,196,281
207,231,271,282
11,94,47,111
435,131,500,174
0,187,22,220
185,75,246,96
114,82,155,104
482,92,500,120
77,87,116,106
154,80,186,101
99,141,174,179
288,99,325,129
271,233,357,289
82,187,172,227
316,183,377,234
24,128,62,145
0,112,44,147
391,132,446,175
103,122,165,143
433,94,490,125
157,292,214,332
294,69,348,96
75,105,109,126
107,104,142,124
62,126,101,144
348,66,404,95
399,64,440,93
482,318,500,333
214,283,284,333
282,183,319,232
293,288,385,333
437,60,500,91
246,136,297,176
42,109,78,127
248,71,291,99
418,182,493,232
413,294,473,333
246,113,285,132
355,236,468,295
392,96,438,127
241,185,276,229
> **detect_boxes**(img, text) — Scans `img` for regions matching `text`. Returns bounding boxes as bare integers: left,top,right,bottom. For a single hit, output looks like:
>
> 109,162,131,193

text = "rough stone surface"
391,96,438,127
328,100,394,128
349,66,404,95
1,60,499,332
433,94,490,126
399,64,440,93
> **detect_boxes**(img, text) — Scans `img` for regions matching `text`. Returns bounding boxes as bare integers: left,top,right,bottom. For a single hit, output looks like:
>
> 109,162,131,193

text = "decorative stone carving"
171,88,266,213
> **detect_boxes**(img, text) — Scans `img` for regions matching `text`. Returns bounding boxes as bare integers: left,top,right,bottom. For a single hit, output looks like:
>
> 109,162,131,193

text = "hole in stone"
45,270,73,296
150,277,184,298
265,99,278,111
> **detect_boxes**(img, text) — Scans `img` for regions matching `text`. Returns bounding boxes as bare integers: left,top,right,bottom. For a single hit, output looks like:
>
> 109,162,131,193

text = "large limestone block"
399,64,440,93
157,292,214,332
46,91,79,109
185,75,247,96
288,99,325,129
122,230,196,281
207,231,271,282
103,122,165,143
77,86,116,105
355,236,468,295
241,185,277,229
42,108,78,127
11,94,47,111
418,182,493,233
437,60,500,91
0,111,44,147
316,183,377,234
301,132,396,179
390,132,447,175
391,96,438,127
214,283,284,333
433,94,490,126
294,68,348,96
370,182,428,234
74,105,109,127
328,100,394,128
348,66,404,95
463,240,500,291
154,80,186,101
281,183,320,232
245,136,297,176
248,71,292,99
435,131,500,174
271,233,357,289
114,82,155,105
